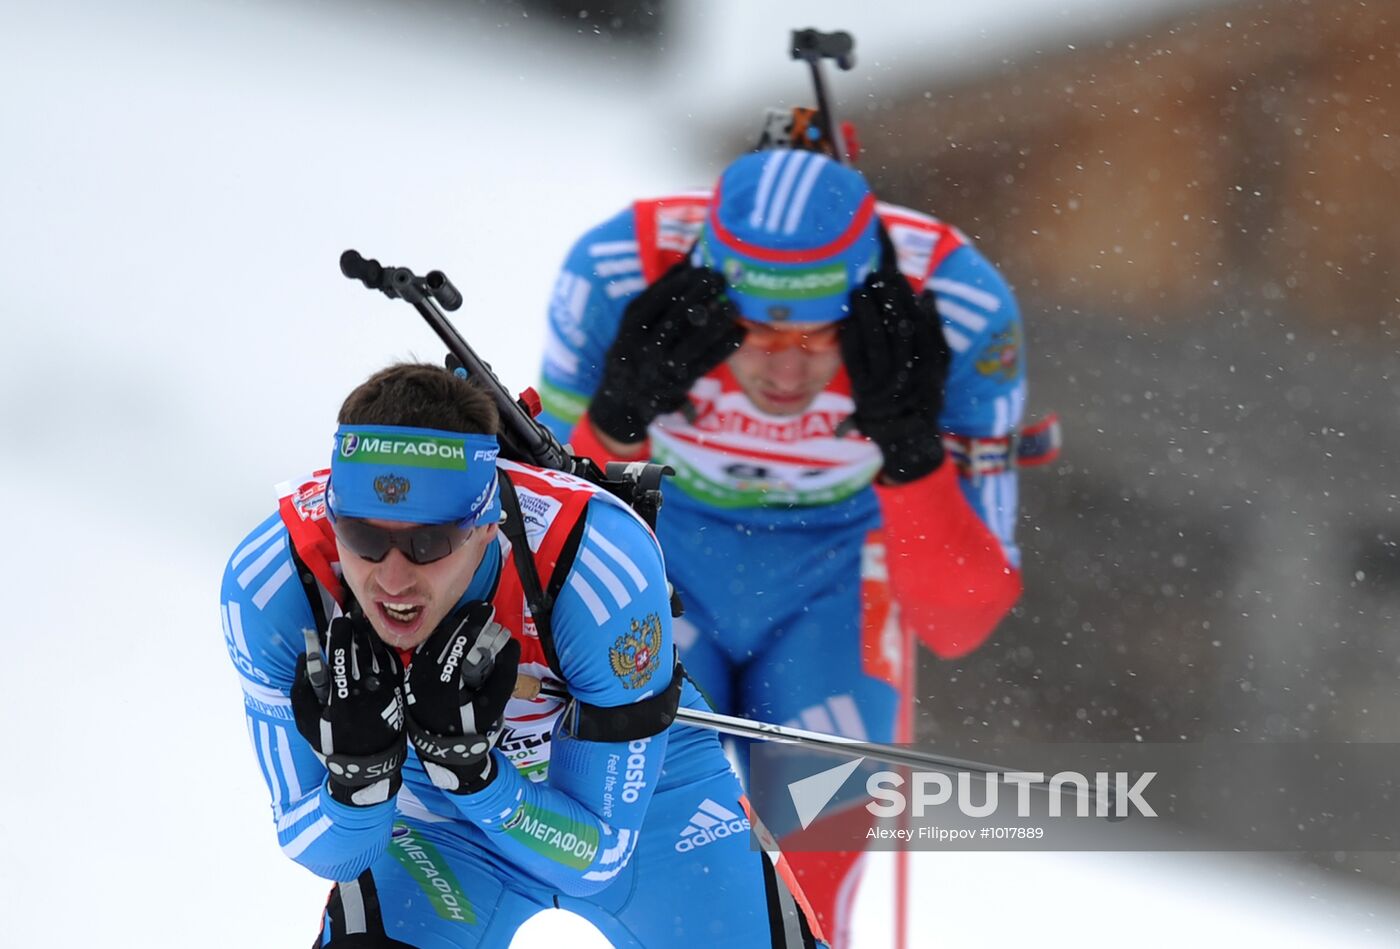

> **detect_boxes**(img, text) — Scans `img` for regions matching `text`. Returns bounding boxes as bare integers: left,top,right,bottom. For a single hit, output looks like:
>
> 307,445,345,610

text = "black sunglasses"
328,512,478,566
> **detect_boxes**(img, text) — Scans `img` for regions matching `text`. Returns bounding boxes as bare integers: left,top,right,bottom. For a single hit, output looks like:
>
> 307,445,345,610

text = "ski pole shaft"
535,679,986,772
533,680,1114,813
674,704,1010,776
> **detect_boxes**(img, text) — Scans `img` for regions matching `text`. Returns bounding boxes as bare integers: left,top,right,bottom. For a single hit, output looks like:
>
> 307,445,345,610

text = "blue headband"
327,424,501,526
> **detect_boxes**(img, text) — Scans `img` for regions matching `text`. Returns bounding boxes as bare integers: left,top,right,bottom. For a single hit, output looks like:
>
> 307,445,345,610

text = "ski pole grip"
460,621,512,692
341,249,384,289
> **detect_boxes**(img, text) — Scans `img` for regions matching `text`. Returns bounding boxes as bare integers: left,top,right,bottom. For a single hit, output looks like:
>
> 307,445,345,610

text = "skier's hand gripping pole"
404,602,520,795
291,616,408,807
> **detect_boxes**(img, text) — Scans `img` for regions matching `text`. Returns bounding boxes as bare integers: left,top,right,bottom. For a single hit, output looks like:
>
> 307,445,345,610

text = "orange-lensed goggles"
736,318,841,354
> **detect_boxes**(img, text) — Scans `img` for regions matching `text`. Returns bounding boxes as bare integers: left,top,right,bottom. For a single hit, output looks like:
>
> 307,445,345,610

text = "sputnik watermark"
754,742,1400,851
787,757,1156,831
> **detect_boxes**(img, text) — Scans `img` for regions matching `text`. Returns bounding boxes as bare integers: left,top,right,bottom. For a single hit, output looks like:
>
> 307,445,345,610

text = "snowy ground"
4,1,1399,945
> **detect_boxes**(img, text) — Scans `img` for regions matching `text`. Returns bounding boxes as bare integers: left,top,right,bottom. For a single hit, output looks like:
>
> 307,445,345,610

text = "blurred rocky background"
851,0,1400,885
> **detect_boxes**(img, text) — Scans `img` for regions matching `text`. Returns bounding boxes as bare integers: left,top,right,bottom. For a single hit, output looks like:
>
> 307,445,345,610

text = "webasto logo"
340,433,468,469
622,737,651,804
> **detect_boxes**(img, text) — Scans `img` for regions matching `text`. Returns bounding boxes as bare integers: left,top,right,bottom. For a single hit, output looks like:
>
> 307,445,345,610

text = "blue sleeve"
927,244,1026,568
443,498,673,896
537,208,644,438
220,512,396,881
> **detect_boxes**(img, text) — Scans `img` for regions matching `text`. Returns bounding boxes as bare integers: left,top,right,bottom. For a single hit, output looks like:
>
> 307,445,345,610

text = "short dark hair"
337,362,500,435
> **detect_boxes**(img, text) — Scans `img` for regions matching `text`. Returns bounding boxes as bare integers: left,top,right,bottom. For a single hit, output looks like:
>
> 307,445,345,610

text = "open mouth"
377,600,425,633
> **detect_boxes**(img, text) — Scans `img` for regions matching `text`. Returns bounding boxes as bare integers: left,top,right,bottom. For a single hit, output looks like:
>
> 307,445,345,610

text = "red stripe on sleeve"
567,413,652,467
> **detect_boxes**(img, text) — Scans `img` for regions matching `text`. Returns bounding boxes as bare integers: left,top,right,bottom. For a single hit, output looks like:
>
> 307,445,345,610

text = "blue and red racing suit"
537,192,1028,941
221,459,824,947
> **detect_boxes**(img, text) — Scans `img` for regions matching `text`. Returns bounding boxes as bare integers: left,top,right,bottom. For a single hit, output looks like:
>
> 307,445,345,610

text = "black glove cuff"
322,738,407,805
408,721,499,795
406,720,495,769
454,753,499,796
878,436,946,484
587,389,653,446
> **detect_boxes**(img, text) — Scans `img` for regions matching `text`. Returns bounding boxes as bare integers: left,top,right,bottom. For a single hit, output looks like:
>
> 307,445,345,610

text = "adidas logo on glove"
673,799,751,853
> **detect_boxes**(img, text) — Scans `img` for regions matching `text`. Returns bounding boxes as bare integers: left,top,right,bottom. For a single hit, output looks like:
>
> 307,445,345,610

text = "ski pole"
526,677,1119,816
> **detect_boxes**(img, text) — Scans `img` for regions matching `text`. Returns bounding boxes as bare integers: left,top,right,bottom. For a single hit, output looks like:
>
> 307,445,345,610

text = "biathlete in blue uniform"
221,362,825,947
537,148,1037,943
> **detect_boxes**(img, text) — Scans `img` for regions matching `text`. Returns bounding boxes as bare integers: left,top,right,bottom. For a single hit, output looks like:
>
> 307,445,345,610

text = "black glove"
291,614,407,807
840,263,951,484
405,601,521,795
588,261,746,444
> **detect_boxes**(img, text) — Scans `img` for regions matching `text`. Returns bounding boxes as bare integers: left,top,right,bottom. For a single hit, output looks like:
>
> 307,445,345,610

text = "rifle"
338,249,672,530
756,28,858,164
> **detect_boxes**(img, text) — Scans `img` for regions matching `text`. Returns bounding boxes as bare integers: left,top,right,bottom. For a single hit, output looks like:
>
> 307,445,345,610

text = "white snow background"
2,0,1399,945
